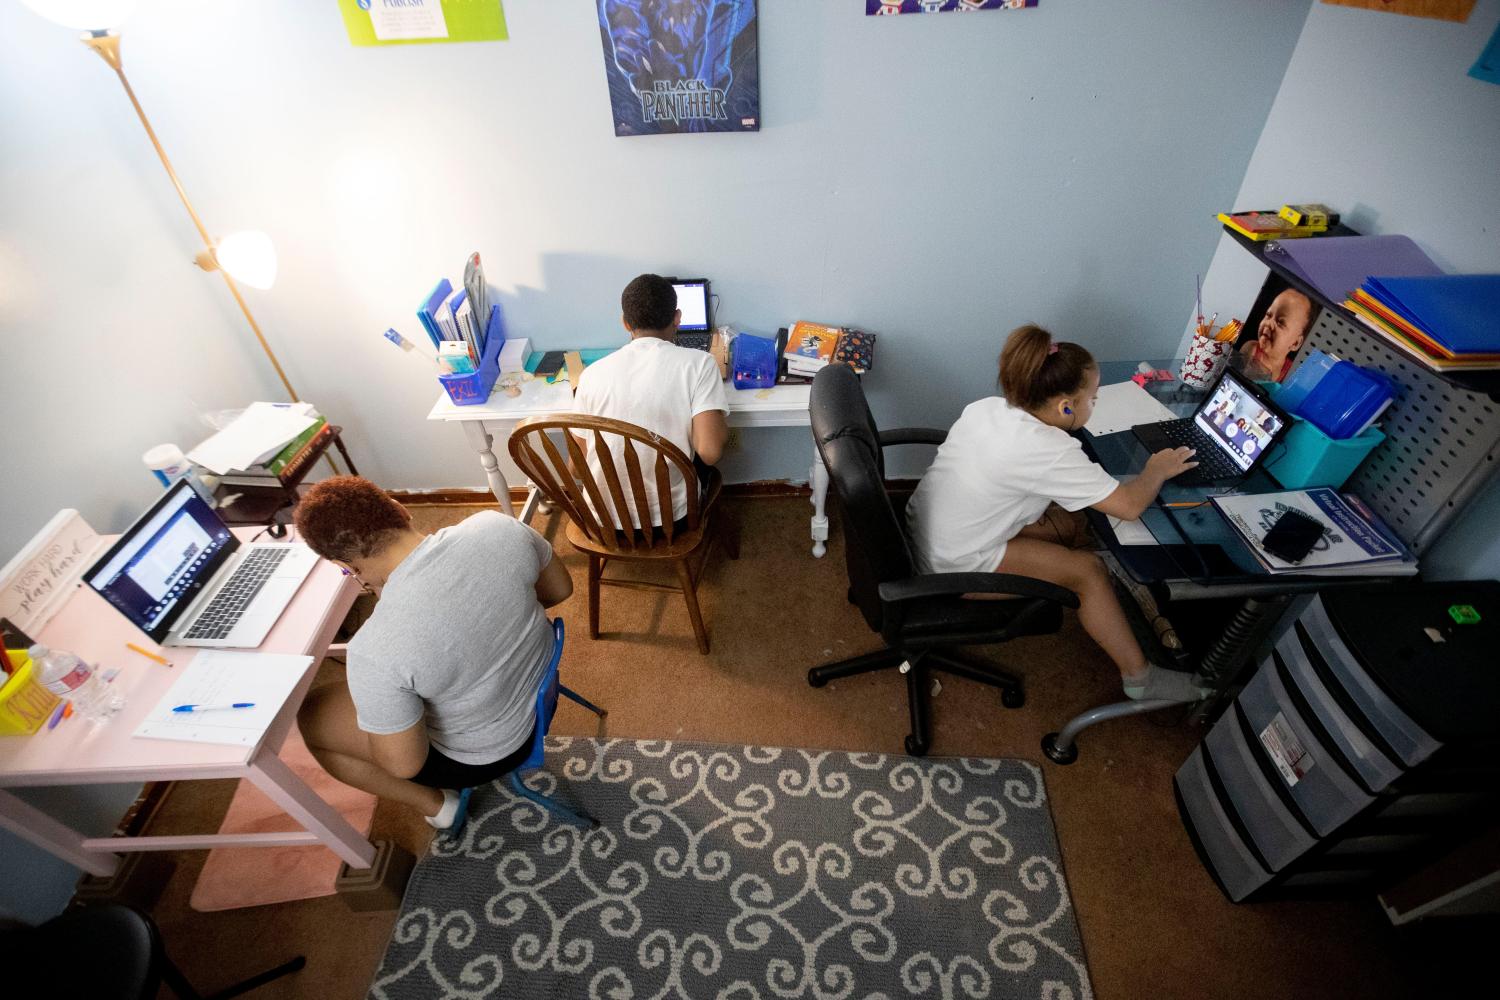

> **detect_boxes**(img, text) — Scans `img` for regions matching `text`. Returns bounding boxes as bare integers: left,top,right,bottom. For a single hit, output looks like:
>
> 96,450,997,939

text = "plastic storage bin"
1276,350,1339,413
731,333,778,389
0,656,61,735
1295,361,1397,439
1263,383,1384,489
438,305,505,406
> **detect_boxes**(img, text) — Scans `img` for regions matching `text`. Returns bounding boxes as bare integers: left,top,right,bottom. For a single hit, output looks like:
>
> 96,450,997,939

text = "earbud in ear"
1063,406,1073,415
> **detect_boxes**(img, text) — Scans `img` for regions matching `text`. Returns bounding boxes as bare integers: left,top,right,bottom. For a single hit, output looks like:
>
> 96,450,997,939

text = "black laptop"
668,277,713,351
1131,367,1292,486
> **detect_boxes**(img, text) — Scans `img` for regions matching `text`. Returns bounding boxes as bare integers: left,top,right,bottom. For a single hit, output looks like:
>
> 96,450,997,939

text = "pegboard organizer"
1295,308,1500,555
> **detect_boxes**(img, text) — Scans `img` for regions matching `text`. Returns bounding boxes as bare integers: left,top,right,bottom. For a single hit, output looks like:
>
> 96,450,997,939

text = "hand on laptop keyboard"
1147,446,1199,481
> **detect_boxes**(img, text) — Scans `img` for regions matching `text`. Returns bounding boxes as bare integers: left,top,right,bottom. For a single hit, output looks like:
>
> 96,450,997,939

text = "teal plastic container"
1263,383,1385,489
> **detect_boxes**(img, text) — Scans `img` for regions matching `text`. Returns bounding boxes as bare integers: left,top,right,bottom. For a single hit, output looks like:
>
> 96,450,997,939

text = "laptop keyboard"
182,547,290,640
1152,419,1243,481
676,332,712,351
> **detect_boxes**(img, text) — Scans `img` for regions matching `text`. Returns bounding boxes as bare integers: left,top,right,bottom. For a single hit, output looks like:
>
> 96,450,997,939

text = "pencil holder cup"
0,656,61,736
1180,335,1234,389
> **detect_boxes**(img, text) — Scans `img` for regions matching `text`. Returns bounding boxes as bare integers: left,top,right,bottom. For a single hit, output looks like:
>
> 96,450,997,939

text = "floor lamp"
25,1,342,473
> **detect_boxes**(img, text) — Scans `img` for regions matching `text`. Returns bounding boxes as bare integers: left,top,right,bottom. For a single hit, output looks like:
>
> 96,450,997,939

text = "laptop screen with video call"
672,279,710,331
1193,370,1286,473
85,481,236,638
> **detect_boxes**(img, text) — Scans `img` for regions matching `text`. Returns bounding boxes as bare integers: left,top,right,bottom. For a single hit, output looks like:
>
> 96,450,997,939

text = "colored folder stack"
1345,274,1500,372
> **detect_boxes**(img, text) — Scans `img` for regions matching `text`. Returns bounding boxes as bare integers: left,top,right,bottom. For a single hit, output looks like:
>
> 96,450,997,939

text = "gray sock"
1122,664,1209,703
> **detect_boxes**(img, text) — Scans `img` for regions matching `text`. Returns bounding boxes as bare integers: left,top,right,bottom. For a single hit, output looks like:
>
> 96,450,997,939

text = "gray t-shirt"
346,511,555,764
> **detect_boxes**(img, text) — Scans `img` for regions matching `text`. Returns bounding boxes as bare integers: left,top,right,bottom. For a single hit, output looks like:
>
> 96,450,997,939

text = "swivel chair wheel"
1001,688,1025,709
1041,733,1078,765
807,668,828,689
904,734,928,757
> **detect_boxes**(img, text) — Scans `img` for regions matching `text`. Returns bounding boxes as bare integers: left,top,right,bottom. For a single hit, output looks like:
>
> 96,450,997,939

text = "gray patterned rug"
369,739,1092,1000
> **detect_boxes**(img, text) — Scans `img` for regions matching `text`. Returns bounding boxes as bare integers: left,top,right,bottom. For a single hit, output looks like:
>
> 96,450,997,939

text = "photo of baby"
1234,287,1318,382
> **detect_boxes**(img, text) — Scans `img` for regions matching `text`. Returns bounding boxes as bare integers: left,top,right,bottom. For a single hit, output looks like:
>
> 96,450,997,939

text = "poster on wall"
337,0,508,46
866,1,1038,15
598,0,760,136
1319,0,1474,21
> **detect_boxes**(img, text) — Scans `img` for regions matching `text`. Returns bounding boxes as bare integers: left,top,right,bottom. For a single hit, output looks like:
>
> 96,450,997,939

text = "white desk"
0,537,372,876
427,377,832,556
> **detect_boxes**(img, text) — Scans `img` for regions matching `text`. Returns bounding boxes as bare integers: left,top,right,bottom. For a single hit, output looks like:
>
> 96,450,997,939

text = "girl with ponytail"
905,325,1206,703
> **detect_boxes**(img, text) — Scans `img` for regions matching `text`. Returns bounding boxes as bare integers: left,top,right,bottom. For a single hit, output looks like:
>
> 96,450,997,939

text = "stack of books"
1345,273,1500,372
1211,488,1417,577
218,415,334,489
779,322,879,383
417,252,493,374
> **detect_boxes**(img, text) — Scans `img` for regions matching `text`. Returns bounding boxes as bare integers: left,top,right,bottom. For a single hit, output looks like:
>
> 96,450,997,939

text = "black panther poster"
597,0,760,136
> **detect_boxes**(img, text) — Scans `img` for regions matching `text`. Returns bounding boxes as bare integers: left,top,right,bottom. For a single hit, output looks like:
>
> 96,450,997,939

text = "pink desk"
0,533,371,876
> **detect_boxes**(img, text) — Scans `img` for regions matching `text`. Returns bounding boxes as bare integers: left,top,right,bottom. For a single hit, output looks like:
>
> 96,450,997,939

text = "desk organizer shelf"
438,305,505,406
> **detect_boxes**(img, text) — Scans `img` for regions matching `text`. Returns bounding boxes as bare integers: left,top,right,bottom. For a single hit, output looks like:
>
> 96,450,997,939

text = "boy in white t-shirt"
905,324,1207,703
574,273,729,528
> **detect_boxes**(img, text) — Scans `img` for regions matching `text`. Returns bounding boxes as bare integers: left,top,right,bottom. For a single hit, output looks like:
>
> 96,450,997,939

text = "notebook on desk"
1131,368,1292,486
85,481,317,649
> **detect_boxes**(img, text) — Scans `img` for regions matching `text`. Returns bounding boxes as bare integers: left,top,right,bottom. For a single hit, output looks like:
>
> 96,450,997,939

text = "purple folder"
1271,235,1443,303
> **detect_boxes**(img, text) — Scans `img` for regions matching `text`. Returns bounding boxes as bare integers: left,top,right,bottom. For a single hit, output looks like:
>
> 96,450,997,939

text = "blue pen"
172,702,256,713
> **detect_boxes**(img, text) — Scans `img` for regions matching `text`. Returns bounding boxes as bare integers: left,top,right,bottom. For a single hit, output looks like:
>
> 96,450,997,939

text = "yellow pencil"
126,642,171,667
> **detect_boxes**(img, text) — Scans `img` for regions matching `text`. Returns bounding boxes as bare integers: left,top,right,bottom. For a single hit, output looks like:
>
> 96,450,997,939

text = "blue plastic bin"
438,305,505,405
1264,385,1386,489
1276,350,1339,413
731,333,778,389
1294,360,1398,440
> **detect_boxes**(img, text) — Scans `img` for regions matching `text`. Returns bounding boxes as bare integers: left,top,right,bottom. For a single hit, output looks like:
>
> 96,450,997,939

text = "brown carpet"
136,497,1448,999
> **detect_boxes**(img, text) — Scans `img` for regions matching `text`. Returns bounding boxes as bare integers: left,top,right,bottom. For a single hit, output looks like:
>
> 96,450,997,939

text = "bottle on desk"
29,645,125,722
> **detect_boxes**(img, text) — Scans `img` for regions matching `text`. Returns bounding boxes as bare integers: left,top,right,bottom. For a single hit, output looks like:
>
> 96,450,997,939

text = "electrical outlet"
725,429,741,452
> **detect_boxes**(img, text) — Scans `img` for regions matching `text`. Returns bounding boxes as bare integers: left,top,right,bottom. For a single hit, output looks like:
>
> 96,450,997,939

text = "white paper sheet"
134,650,312,746
1085,381,1176,437
369,0,449,41
187,402,318,474
1108,516,1160,546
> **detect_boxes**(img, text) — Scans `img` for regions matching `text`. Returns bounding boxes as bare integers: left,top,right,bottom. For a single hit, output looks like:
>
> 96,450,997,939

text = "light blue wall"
0,0,1312,557
1196,0,1500,580
0,0,1312,919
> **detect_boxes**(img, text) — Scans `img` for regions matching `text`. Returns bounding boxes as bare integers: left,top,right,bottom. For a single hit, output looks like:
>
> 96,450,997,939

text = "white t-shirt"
574,336,728,528
905,398,1120,574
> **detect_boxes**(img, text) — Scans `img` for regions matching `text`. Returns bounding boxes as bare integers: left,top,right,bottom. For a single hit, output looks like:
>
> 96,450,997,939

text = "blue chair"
506,619,607,829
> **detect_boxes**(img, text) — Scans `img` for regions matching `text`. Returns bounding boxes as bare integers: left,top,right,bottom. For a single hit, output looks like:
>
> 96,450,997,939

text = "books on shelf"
1210,488,1416,576
1218,210,1327,242
218,419,333,487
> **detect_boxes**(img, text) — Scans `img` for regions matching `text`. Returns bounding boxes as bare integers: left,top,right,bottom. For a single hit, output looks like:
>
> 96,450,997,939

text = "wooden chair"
508,414,736,654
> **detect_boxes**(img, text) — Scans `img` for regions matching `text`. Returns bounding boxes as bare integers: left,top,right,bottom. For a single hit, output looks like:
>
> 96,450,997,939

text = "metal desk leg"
0,787,120,877
518,485,542,525
462,419,514,517
810,446,830,558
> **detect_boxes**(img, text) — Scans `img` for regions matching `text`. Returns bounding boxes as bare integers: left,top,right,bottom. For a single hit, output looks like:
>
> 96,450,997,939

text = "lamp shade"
215,231,277,290
20,0,138,30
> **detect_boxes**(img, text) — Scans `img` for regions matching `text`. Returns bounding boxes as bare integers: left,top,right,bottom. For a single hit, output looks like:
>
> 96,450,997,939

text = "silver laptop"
85,480,318,648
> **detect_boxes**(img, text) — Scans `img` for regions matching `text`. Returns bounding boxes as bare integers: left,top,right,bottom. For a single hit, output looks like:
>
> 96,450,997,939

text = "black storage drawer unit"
1175,581,1500,903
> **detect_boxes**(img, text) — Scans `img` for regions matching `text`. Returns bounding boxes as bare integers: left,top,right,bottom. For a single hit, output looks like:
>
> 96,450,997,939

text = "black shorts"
410,724,536,790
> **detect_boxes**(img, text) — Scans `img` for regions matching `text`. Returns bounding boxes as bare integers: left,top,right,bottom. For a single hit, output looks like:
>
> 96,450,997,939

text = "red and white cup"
1179,335,1233,389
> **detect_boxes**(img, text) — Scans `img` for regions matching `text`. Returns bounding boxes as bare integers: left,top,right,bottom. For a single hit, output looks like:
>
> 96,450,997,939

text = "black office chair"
807,364,1080,756
0,904,305,999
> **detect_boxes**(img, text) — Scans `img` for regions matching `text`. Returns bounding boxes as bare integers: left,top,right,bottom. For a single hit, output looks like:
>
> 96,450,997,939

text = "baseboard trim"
389,478,917,507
